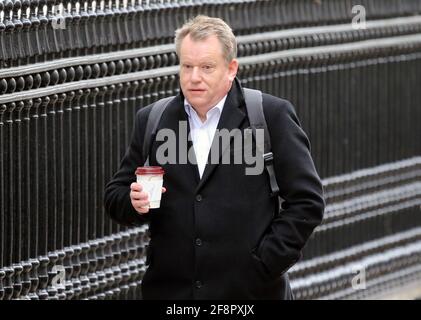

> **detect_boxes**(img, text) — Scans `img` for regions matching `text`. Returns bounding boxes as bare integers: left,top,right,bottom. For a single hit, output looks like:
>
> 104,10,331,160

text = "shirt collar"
184,95,227,120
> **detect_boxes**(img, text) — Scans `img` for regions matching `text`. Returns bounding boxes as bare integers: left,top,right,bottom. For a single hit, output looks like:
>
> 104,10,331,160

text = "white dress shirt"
184,95,227,178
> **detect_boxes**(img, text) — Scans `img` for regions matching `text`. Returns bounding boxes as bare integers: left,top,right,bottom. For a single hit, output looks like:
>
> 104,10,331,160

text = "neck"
188,82,233,122
197,112,207,123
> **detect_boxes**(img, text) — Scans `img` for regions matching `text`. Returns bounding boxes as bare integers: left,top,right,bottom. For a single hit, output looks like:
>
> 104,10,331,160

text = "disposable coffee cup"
135,166,165,209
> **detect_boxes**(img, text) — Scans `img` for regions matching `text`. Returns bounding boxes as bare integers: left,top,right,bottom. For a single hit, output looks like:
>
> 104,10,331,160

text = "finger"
132,200,150,211
130,182,143,192
131,190,149,201
136,205,149,214
162,187,167,193
132,198,150,207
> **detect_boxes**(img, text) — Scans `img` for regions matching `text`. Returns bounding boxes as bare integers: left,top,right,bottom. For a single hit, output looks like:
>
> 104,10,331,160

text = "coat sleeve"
103,105,153,226
257,95,325,277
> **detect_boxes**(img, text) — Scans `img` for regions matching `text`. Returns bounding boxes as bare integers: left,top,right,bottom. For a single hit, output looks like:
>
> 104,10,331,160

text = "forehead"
179,34,224,62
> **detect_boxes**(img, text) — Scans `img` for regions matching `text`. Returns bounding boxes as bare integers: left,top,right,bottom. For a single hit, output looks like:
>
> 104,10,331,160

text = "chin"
187,96,205,105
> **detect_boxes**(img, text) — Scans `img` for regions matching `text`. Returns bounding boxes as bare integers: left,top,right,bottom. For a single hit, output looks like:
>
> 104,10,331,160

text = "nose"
190,66,202,83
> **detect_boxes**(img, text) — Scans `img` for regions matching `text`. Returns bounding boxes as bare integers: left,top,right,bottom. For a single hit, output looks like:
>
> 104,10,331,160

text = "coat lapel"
195,80,247,193
175,96,201,184
158,94,201,185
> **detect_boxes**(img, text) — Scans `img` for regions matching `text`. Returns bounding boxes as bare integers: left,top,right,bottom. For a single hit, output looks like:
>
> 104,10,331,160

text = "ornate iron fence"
1,0,421,299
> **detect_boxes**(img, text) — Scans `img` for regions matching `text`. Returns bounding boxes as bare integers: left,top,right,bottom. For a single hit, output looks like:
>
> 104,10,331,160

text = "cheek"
209,73,228,87
180,72,187,82
215,76,230,91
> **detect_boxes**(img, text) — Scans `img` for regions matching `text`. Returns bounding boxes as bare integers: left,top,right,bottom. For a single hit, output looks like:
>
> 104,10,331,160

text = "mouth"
188,89,206,93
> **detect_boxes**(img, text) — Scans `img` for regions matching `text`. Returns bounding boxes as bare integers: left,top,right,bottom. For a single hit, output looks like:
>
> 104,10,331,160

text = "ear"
227,59,239,82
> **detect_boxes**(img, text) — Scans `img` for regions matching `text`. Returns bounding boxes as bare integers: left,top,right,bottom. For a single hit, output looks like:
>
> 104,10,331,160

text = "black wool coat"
104,79,325,300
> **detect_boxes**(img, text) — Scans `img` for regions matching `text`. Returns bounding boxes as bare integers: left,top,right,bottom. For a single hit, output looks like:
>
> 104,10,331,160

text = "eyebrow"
181,59,218,65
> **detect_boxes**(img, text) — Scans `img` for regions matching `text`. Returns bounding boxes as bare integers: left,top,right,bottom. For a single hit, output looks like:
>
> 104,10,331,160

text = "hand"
130,182,167,214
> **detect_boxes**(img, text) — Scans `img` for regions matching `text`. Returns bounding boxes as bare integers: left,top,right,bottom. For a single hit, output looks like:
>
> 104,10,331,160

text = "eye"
201,65,215,72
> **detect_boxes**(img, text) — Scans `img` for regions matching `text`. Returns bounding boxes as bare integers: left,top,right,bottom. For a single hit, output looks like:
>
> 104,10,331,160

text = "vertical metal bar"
0,104,7,271
320,59,329,179
72,89,83,246
21,100,33,299
28,97,41,300
0,2,6,69
95,238,107,299
28,0,42,64
47,251,59,299
71,0,82,57
88,0,99,53
21,89,33,280
119,0,130,50
327,55,336,177
78,241,90,299
80,88,90,245
63,246,74,299
389,56,397,163
52,93,64,299
113,81,124,235
81,86,93,245
5,102,16,270
63,91,74,247
377,57,386,169
395,56,404,162
87,239,99,299
103,235,115,299
119,231,130,299
4,0,16,67
37,96,50,300
46,0,59,61
13,0,25,66
80,0,91,55
369,59,378,168
38,96,50,257
60,95,73,301
12,101,24,299
126,0,136,49
88,88,99,240
341,55,348,174
104,0,115,52
3,267,14,300
105,84,115,235
38,0,50,62
111,233,122,299
133,0,145,48
55,93,65,251
96,86,107,239
62,0,73,58
53,0,66,60
142,0,152,47
94,0,105,53
47,94,58,254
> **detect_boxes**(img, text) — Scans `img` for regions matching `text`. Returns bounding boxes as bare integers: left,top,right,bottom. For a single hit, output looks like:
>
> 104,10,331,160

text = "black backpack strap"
142,96,174,165
243,88,280,197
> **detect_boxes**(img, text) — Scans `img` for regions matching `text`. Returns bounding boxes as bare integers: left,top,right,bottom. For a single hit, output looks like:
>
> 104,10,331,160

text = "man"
104,15,325,300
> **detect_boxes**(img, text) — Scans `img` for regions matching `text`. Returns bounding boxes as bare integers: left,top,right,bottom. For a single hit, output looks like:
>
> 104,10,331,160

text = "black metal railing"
2,0,421,68
1,0,421,300
291,158,421,299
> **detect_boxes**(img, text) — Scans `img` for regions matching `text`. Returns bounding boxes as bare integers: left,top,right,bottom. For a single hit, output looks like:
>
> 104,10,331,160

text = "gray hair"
175,15,237,64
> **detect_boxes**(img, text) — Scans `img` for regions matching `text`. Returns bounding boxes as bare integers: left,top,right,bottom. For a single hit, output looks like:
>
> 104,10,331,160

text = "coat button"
195,194,202,202
195,280,202,289
195,238,202,246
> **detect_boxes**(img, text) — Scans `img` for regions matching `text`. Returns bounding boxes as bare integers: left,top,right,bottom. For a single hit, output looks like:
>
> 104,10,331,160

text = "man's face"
179,34,238,112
